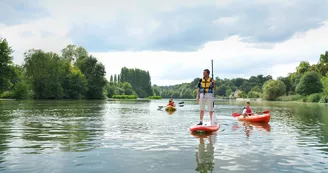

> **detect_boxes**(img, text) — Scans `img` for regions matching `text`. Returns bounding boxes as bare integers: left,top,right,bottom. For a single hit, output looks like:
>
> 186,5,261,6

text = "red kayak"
189,123,220,133
237,113,270,123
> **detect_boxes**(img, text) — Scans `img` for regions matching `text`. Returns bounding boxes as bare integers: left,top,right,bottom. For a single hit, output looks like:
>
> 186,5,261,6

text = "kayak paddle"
232,110,270,117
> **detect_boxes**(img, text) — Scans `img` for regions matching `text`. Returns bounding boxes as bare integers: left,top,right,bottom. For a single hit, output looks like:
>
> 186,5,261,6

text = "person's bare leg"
200,110,204,122
209,111,213,125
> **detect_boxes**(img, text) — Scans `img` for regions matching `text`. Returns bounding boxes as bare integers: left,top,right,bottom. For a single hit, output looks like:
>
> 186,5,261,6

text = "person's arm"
212,79,216,91
196,88,200,99
242,108,246,114
196,81,200,99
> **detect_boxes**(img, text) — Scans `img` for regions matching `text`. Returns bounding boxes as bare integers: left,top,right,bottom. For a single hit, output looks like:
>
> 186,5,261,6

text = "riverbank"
0,98,16,101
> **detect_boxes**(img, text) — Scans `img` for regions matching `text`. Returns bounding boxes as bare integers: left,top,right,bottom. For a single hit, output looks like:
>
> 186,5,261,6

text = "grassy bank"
112,95,137,99
277,94,327,103
147,96,162,99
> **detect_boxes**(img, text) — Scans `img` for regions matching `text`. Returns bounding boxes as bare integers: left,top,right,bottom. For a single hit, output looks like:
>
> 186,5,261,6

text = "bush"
147,96,162,99
247,91,261,98
0,91,15,98
319,96,328,103
306,93,322,103
262,79,286,101
276,94,303,101
296,71,323,96
112,95,137,99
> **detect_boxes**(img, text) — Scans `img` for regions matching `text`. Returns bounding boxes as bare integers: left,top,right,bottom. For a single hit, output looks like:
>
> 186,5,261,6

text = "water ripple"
0,100,327,172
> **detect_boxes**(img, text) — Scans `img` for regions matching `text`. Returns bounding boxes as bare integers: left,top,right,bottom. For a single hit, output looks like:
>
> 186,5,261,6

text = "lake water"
0,99,327,173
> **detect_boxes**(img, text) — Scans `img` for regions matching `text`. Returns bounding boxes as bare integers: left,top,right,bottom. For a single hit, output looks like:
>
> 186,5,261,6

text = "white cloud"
0,17,72,65
1,1,328,86
213,17,239,25
93,22,328,85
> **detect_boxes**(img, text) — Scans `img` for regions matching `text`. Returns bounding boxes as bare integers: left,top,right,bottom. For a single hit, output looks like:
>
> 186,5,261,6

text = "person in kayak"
196,69,216,125
167,99,175,107
242,102,253,117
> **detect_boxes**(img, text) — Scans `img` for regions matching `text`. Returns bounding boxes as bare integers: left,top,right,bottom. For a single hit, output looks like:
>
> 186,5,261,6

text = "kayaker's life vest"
243,107,252,114
168,102,174,106
199,77,214,94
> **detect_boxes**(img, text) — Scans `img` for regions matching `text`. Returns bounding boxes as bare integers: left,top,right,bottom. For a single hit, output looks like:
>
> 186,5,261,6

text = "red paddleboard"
189,123,220,133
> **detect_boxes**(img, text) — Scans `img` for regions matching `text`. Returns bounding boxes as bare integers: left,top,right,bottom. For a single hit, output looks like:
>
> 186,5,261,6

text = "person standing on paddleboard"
196,69,216,126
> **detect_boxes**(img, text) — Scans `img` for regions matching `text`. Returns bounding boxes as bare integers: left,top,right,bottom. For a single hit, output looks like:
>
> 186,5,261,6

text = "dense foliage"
0,38,150,99
156,75,273,99
109,67,153,98
262,80,286,101
0,38,14,94
155,51,328,103
1,37,328,103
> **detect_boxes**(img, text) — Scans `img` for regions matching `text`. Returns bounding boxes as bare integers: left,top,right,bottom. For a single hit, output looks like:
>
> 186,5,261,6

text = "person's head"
246,102,250,108
169,98,173,102
203,69,210,77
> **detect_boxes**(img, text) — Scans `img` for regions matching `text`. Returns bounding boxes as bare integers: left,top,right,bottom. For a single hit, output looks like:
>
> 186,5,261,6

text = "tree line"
156,51,328,103
155,75,273,99
0,38,154,99
1,36,327,102
109,67,153,98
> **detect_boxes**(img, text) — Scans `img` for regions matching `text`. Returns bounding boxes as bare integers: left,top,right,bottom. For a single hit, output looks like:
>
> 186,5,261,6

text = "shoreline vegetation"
1,37,328,104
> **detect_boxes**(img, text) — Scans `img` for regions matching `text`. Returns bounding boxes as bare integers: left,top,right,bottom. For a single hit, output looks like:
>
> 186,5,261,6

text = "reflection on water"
0,99,327,172
193,134,216,173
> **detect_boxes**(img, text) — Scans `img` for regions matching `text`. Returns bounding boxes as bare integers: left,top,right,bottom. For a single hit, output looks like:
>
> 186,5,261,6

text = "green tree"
0,38,14,95
152,86,160,96
239,80,252,94
317,51,328,76
277,76,292,95
251,85,262,93
119,67,153,98
319,51,328,64
24,49,66,99
110,75,113,83
296,61,311,74
225,88,232,97
121,82,136,95
76,55,106,99
247,91,261,98
62,45,88,63
231,78,245,88
322,75,328,96
11,65,30,99
63,66,87,99
114,74,117,83
262,80,286,100
216,84,227,96
296,71,323,96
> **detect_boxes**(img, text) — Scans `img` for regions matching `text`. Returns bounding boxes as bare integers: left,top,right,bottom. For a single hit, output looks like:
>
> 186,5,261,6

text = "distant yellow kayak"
165,106,176,112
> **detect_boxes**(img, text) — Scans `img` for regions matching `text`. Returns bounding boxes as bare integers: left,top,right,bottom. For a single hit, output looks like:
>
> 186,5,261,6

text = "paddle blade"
178,101,184,104
232,112,241,117
263,110,270,114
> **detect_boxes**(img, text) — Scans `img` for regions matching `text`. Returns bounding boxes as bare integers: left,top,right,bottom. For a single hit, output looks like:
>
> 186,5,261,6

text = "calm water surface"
0,99,327,173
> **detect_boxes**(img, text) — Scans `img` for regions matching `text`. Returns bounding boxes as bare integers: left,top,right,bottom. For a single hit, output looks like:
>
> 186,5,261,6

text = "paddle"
232,110,270,117
158,101,184,110
211,59,214,109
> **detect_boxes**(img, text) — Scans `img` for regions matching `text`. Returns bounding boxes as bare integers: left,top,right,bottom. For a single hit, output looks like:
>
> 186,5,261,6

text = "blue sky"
1,0,328,85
